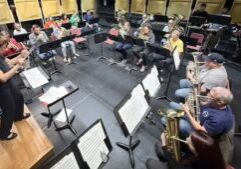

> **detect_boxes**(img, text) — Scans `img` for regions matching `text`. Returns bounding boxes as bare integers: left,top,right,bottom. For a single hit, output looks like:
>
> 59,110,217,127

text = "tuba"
158,109,184,162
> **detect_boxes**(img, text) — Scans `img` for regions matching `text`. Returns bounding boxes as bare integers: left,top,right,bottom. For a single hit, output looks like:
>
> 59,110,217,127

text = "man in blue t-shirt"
182,87,234,137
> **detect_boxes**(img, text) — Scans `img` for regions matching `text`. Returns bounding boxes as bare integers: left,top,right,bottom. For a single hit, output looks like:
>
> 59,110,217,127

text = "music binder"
13,33,31,42
78,21,86,28
61,23,71,30
88,17,100,25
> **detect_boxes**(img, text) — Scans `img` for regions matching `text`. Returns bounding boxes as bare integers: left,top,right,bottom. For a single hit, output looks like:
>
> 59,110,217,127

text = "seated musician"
83,10,99,29
0,31,26,57
52,22,80,63
162,18,176,33
138,14,151,27
70,12,80,28
60,13,70,24
140,29,184,72
44,17,57,29
146,131,234,169
132,24,155,72
29,24,57,61
116,21,134,61
175,53,228,99
13,23,27,36
192,3,209,19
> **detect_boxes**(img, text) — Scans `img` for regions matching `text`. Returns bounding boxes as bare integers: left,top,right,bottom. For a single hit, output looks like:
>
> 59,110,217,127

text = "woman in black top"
146,131,229,169
0,36,30,140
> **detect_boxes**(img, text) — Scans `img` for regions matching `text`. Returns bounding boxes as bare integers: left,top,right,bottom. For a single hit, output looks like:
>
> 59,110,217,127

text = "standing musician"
52,22,79,63
116,21,134,61
146,131,234,169
29,24,57,61
132,24,155,72
0,31,27,57
0,36,30,140
192,3,209,19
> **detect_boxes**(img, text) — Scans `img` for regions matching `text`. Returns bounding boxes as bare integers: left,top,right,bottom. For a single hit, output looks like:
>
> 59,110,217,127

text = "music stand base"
55,115,77,135
41,109,62,128
67,61,78,65
50,70,61,75
116,136,140,168
155,96,173,102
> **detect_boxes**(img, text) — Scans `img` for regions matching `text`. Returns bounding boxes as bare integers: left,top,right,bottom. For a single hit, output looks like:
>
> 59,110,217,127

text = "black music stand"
79,28,96,57
94,33,108,60
185,16,206,36
61,34,78,65
153,15,169,23
40,81,79,135
88,17,99,25
114,84,151,168
39,41,61,76
155,47,177,102
208,14,231,25
13,33,31,42
62,23,71,30
78,21,86,28
43,28,53,37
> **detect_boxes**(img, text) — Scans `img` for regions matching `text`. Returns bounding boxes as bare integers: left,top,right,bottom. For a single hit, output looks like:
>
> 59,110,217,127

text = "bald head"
209,87,233,106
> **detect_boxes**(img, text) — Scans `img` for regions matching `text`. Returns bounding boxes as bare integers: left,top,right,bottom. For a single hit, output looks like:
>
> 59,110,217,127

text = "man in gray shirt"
175,53,228,99
29,25,56,60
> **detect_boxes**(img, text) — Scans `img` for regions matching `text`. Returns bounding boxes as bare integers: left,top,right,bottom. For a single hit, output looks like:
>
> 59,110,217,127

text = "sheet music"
50,152,80,169
77,122,109,169
39,86,68,104
119,85,149,134
173,49,181,70
142,68,161,97
22,67,48,88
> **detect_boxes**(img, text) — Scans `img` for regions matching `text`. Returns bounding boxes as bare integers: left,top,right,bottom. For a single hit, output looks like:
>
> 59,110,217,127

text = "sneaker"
136,58,143,66
67,58,71,63
63,57,68,63
73,56,77,59
140,66,145,72
74,53,80,57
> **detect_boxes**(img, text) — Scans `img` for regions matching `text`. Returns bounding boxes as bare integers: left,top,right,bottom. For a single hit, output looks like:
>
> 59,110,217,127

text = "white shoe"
74,53,80,57
136,58,143,66
67,58,71,63
140,66,145,72
63,57,68,63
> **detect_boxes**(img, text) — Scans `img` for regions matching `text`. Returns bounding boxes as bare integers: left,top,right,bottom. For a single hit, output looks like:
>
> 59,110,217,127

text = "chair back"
190,33,204,44
71,28,81,36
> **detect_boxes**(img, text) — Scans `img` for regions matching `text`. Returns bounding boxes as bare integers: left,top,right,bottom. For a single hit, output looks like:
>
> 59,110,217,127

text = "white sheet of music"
50,152,80,169
119,85,149,134
142,71,161,97
173,49,181,70
22,67,48,88
39,86,68,104
77,122,109,169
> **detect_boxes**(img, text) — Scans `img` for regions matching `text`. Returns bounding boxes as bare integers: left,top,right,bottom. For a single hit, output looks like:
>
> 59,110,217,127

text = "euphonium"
158,109,184,162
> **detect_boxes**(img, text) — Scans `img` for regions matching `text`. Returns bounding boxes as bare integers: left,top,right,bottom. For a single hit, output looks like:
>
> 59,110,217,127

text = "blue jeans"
37,49,57,61
161,116,194,138
115,43,132,59
175,79,193,99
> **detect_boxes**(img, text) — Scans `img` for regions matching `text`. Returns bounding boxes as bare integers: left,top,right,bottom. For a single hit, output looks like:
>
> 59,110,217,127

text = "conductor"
0,36,30,140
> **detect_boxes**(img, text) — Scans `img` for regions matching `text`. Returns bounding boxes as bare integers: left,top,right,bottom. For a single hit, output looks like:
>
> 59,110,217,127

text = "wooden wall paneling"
0,0,14,24
61,0,78,15
231,0,241,23
166,0,193,19
131,0,147,14
147,0,165,15
41,0,61,18
14,0,42,22
195,0,225,14
115,0,129,12
81,0,96,13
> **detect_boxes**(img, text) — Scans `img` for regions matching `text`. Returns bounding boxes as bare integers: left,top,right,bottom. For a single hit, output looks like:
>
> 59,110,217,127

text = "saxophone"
158,109,184,162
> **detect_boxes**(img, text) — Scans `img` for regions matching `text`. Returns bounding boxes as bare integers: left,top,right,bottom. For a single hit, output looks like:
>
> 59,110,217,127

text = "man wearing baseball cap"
175,52,228,99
